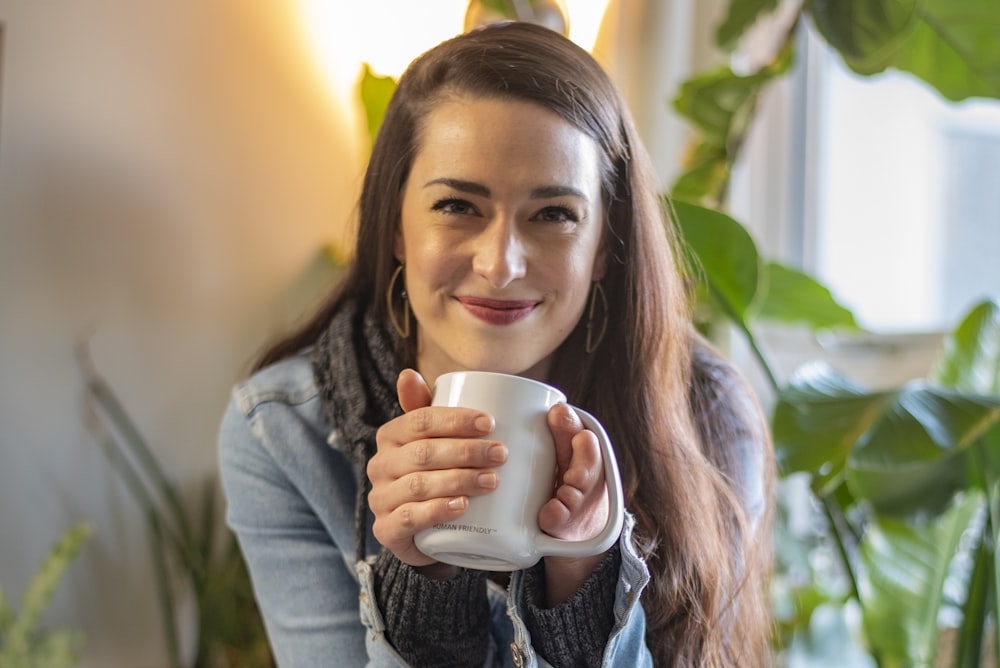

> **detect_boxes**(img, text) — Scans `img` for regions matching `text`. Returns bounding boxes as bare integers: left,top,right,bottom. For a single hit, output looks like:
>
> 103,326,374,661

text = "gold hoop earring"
386,263,410,339
585,281,608,354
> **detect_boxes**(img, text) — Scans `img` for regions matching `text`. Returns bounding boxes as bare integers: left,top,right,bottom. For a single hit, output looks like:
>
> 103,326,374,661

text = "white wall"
0,1,366,664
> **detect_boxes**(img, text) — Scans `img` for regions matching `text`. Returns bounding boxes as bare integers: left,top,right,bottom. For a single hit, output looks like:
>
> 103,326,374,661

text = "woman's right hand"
367,369,508,568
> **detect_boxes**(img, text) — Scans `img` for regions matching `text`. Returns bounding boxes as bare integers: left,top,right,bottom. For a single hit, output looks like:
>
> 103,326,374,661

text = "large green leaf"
932,298,1000,396
716,0,782,51
808,0,919,72
671,199,762,327
859,493,983,666
757,261,859,332
773,363,892,486
846,384,1000,516
810,0,1000,99
894,0,1000,101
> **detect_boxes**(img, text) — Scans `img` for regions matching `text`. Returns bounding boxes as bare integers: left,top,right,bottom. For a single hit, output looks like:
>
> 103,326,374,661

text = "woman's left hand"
538,403,610,606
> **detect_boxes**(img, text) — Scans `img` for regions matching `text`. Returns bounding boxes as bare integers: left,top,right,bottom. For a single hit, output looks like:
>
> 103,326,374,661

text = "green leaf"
846,384,1000,516
954,523,994,668
671,40,793,204
671,199,762,326
894,0,1000,100
757,261,859,331
773,363,892,485
932,298,1000,396
13,523,92,639
716,0,782,51
13,631,84,668
359,63,397,150
673,64,785,147
859,493,983,666
993,505,1000,666
478,0,514,15
808,0,920,73
669,142,730,204
0,585,12,630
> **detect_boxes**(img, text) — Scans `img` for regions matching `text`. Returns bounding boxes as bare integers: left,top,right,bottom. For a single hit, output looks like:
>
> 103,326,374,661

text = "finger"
369,466,500,515
376,438,508,480
560,430,603,492
372,496,471,567
541,414,602,515
397,368,432,413
538,483,609,541
374,406,497,463
547,403,584,471
537,430,607,539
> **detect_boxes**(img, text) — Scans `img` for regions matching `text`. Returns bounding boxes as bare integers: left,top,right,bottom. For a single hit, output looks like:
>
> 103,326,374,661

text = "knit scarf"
311,299,404,563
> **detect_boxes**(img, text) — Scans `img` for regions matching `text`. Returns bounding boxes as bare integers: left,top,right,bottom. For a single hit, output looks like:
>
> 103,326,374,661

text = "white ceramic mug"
414,371,625,571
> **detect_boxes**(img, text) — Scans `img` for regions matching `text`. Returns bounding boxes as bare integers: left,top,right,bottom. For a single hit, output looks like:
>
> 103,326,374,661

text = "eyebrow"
424,178,588,201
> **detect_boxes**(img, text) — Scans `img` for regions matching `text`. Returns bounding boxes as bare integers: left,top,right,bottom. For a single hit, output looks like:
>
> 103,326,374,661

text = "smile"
456,296,539,326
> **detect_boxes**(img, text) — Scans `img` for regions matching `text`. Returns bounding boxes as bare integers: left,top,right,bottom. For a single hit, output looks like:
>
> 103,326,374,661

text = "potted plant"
76,343,273,668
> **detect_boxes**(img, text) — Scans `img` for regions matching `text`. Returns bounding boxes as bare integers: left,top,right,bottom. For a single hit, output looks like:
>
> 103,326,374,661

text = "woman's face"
396,96,607,384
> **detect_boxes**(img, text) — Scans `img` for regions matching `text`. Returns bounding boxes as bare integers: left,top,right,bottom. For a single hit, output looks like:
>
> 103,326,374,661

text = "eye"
534,205,580,224
431,198,478,216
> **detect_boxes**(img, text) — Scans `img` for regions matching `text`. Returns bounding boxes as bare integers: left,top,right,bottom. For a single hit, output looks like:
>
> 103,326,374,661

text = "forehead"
410,96,603,189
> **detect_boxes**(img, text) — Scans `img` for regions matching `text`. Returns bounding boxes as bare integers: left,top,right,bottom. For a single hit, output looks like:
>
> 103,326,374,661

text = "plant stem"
820,494,861,603
708,282,781,392
955,519,991,668
739,320,780,393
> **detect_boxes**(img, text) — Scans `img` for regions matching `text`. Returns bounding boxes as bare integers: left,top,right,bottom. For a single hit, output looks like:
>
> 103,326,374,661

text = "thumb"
397,368,432,413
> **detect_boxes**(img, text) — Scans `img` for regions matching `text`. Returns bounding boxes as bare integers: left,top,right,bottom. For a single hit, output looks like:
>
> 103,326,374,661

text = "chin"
470,356,551,380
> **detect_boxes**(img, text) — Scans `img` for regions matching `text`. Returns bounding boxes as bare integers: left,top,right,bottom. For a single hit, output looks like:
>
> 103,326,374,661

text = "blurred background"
1,0,997,666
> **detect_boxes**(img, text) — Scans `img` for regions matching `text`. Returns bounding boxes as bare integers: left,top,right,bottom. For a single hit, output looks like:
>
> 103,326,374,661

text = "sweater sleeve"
373,549,491,668
521,546,622,668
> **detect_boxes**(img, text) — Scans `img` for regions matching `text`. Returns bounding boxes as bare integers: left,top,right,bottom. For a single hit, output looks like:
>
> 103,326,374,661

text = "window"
804,30,1000,334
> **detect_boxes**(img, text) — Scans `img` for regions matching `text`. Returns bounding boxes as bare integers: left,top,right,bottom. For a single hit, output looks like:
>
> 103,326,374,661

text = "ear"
393,226,405,263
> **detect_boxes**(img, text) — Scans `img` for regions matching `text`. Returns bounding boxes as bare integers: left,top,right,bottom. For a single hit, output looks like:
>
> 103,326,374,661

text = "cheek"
405,243,457,299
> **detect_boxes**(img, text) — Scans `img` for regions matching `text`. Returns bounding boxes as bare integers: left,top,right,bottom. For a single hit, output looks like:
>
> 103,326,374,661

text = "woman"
219,20,774,667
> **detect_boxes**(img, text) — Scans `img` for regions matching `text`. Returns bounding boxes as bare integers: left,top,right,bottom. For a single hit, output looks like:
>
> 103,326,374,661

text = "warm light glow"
296,0,613,86
564,0,612,52
297,1,467,84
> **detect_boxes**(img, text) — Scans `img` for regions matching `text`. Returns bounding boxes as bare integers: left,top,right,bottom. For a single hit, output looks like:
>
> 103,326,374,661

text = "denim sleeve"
506,513,653,668
218,395,376,666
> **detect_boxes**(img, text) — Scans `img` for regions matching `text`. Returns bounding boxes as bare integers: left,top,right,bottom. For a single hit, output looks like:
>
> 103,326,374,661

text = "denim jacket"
218,353,654,667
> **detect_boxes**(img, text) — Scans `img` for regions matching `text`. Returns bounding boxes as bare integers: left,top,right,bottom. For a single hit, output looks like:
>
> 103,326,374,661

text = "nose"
472,218,527,288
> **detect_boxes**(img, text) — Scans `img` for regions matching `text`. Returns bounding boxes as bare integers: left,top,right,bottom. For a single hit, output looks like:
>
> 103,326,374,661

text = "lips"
456,296,539,325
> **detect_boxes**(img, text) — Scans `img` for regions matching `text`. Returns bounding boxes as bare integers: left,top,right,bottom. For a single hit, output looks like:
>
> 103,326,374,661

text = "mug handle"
532,406,626,559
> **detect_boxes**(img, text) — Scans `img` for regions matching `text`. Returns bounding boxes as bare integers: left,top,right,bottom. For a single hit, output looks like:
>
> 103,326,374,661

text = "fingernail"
474,415,494,433
447,497,467,510
488,444,508,464
477,472,498,489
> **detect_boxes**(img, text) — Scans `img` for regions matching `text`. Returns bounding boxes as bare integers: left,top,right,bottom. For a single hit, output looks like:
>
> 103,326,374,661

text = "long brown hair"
254,21,773,665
